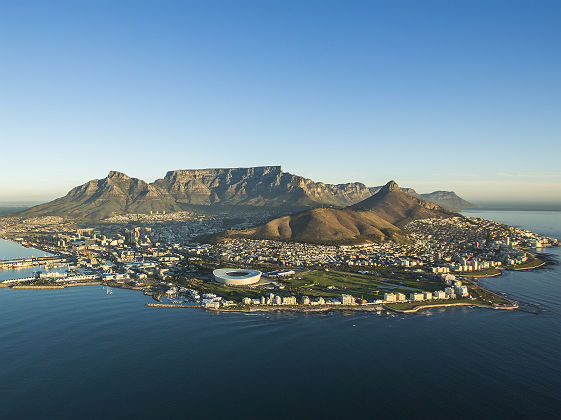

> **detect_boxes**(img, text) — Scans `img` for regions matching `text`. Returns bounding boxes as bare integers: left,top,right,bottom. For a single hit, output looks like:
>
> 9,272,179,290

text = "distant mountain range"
227,180,456,244
18,166,474,220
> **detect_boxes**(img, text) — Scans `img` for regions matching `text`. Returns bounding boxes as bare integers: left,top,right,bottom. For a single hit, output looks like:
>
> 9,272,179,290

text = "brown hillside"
233,207,405,244
349,180,456,225
228,180,457,244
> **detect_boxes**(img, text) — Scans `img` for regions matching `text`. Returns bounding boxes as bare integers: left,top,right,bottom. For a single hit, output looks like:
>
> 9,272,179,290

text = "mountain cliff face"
419,191,477,211
229,181,456,244
152,166,376,207
19,167,473,219
20,171,182,219
349,181,455,225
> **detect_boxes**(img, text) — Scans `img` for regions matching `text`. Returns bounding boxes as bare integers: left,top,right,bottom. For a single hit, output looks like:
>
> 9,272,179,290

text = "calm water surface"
0,212,560,419
0,238,50,260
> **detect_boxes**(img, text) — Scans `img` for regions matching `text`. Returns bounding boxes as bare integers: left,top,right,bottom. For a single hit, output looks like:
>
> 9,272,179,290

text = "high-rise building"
341,294,356,305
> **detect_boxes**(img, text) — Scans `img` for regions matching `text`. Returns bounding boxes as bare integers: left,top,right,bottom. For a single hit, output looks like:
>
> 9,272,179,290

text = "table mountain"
152,166,376,207
18,167,473,219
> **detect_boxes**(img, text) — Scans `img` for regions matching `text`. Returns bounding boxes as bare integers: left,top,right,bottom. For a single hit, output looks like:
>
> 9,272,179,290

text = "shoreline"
384,302,519,314
9,282,103,290
1,239,555,315
145,300,520,314
460,271,502,278
146,302,386,312
0,280,525,315
511,261,546,271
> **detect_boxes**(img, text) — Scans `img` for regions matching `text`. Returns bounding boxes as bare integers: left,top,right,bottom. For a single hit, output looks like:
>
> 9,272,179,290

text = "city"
0,212,555,312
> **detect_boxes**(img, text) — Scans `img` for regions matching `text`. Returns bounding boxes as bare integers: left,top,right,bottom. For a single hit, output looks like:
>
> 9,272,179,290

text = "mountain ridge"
18,167,474,219
227,180,457,244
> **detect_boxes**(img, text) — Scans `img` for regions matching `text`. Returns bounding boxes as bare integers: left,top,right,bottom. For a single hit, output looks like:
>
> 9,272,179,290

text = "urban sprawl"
0,214,557,311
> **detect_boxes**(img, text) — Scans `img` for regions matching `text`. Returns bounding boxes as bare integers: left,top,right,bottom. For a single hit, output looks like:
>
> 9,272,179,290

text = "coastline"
0,271,531,314
460,271,502,278
384,302,519,314
511,261,546,271
145,300,520,314
146,302,386,312
10,282,103,290
0,238,555,315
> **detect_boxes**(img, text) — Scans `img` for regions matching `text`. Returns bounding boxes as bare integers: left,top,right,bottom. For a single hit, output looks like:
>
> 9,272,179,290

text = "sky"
0,0,560,205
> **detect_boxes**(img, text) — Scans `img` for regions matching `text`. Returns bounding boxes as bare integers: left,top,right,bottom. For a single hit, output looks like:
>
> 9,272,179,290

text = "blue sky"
1,0,560,204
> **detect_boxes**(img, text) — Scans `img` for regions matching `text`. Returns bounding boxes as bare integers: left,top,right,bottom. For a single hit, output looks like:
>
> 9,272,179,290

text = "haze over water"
0,211,560,419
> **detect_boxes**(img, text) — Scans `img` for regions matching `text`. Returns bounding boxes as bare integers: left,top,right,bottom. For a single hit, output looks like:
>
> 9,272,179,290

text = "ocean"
0,211,560,419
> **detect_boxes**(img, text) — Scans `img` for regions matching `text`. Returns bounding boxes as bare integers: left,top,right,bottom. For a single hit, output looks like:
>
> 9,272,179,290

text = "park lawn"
460,268,501,277
506,257,544,271
284,269,442,301
175,268,448,303
462,281,513,306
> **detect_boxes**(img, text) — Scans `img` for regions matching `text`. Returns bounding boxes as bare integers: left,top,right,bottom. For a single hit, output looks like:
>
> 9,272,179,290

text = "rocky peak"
381,180,400,193
106,170,131,180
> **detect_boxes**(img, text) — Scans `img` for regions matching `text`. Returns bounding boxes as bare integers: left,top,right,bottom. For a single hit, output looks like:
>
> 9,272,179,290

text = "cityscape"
1,1,560,418
1,209,555,313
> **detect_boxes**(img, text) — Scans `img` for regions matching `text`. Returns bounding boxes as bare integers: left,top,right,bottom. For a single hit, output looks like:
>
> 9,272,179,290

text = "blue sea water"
0,212,560,419
0,238,50,260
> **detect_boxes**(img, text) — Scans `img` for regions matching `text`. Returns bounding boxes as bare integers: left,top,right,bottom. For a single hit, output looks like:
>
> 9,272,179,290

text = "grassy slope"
278,269,441,301
460,268,502,277
505,257,544,270
233,208,406,244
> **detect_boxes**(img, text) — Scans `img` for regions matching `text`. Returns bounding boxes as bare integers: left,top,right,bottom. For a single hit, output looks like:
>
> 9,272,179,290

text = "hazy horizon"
1,166,560,206
1,1,559,203
1,166,560,211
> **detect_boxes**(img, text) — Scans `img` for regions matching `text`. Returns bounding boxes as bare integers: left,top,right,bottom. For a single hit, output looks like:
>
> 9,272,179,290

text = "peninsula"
0,168,556,314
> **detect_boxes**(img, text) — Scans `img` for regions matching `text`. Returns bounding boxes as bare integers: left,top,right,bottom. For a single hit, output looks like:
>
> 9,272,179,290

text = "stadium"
212,268,262,286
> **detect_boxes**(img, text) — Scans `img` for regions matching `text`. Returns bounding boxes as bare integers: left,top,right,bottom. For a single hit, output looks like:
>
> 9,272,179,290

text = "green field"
170,268,444,302
170,265,515,307
461,280,513,306
506,257,544,271
460,267,501,277
281,269,441,301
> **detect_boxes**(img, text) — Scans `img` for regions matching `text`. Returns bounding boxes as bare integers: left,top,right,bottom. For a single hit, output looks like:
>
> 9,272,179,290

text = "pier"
1,276,36,284
0,256,69,270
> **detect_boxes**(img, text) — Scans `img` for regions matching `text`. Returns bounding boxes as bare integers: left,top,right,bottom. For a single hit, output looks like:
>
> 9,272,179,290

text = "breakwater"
10,282,103,290
0,256,68,270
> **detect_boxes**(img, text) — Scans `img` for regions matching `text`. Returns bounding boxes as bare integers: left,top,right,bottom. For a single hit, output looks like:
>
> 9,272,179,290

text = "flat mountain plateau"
18,166,474,220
